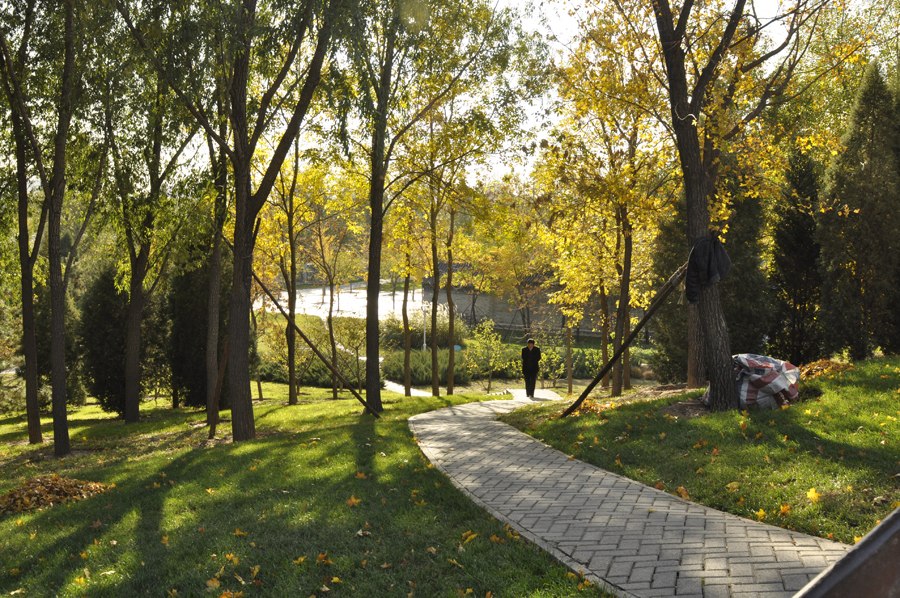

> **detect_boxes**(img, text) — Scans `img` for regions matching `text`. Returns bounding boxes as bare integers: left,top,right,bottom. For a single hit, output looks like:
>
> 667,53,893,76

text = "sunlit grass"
501,356,900,546
0,388,612,597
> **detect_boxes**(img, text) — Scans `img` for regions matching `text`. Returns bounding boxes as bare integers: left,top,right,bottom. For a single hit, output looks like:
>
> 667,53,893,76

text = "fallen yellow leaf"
234,529,247,536
346,495,361,508
807,488,822,504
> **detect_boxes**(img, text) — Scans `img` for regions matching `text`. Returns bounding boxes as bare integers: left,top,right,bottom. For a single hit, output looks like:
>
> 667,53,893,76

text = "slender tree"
116,0,344,440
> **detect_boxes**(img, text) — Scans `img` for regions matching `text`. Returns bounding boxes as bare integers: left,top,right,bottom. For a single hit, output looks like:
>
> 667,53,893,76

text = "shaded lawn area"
500,356,900,546
0,387,609,598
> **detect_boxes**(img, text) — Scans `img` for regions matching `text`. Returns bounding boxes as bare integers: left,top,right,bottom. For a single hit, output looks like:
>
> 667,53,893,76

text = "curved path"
409,391,850,598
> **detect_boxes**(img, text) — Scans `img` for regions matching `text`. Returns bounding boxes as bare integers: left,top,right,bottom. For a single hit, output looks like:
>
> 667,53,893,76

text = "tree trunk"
566,325,573,396
226,173,256,441
623,316,632,390
600,286,610,388
282,257,298,405
686,304,705,387
48,0,76,456
652,0,740,410
402,266,412,396
205,215,224,427
611,208,632,397
123,245,150,423
430,222,440,398
363,24,396,414
249,304,263,401
445,209,456,395
12,114,43,444
327,280,338,400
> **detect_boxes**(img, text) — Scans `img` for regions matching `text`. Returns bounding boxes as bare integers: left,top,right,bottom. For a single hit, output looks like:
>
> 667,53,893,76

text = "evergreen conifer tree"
766,150,825,365
816,62,900,359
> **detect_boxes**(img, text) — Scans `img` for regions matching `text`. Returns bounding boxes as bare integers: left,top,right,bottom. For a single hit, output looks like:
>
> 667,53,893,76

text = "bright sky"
486,0,789,181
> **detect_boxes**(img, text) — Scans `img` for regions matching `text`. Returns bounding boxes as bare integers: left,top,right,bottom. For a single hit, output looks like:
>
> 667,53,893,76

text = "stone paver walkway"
408,392,850,598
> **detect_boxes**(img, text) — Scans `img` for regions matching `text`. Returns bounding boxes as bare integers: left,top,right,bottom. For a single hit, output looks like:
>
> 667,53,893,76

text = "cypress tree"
766,150,825,365
816,62,900,359
78,265,129,414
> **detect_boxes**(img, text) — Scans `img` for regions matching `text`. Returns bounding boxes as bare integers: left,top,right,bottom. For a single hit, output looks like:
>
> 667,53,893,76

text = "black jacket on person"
522,346,541,375
685,234,732,304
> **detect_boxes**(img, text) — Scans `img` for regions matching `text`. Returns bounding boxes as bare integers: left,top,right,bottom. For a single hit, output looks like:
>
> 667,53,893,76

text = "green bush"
381,349,472,386
35,281,86,407
380,309,468,351
167,249,232,409
78,265,128,414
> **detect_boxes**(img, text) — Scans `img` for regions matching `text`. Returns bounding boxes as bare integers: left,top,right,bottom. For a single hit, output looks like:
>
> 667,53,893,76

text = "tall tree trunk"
566,325,573,396
429,213,440,398
226,170,256,440
249,304,263,401
206,209,224,426
445,208,456,395
123,245,150,423
611,208,632,397
600,286,610,388
687,304,705,387
282,259,298,405
11,110,44,444
327,280,338,400
402,264,412,396
652,0,741,410
364,23,396,414
1,0,41,446
48,0,76,456
623,310,632,390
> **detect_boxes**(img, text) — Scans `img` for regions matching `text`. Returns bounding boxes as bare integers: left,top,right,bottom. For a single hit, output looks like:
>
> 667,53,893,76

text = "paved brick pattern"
409,393,850,598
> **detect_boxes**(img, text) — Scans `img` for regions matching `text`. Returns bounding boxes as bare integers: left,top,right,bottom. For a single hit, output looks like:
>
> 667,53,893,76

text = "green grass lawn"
0,385,610,598
500,356,900,547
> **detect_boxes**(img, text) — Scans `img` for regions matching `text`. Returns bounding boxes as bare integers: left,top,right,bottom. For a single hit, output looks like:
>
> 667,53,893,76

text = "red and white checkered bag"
702,354,799,410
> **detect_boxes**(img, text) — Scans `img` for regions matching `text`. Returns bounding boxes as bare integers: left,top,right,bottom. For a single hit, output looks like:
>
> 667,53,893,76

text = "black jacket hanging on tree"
685,234,732,304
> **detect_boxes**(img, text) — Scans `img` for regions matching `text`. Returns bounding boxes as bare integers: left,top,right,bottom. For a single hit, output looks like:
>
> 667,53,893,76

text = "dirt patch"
659,398,710,420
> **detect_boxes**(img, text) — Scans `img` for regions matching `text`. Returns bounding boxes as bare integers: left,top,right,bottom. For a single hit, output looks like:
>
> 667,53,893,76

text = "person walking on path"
521,338,541,398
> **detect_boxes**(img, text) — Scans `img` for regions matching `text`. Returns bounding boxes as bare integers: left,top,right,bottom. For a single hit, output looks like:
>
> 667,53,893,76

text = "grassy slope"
501,357,900,546
0,385,608,598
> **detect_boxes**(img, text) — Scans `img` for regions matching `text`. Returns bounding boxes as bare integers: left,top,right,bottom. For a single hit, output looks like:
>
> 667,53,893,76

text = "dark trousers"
524,371,537,397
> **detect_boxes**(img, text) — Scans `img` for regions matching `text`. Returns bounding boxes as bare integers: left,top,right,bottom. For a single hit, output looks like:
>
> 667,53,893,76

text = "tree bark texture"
48,0,76,456
226,169,256,441
651,0,742,410
611,208,632,397
687,303,705,387
364,19,395,414
430,218,440,398
1,0,43,445
402,268,412,396
600,286,610,388
445,209,456,395
123,244,149,423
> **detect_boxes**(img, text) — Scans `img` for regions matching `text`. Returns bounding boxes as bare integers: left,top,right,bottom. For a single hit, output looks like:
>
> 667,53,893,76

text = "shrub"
382,349,471,386
78,265,128,414
380,308,468,351
167,249,232,409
